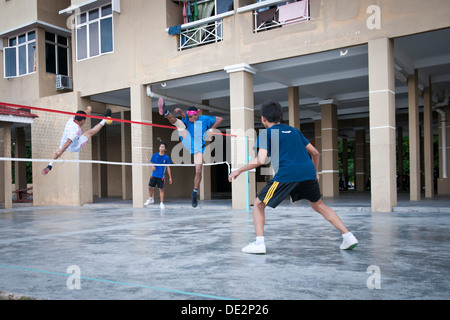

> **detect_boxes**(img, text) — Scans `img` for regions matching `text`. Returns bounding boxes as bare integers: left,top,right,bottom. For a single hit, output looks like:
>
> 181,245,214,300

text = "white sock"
49,161,54,167
100,119,106,126
255,236,265,245
342,232,353,238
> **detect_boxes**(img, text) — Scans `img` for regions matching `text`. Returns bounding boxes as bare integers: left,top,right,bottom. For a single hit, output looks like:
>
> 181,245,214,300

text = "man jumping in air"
42,106,111,175
159,97,223,207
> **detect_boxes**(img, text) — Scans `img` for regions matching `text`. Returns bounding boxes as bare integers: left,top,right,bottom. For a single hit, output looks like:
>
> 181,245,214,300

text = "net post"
245,136,250,212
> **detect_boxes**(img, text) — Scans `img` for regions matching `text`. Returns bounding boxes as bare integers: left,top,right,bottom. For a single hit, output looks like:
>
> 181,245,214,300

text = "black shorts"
149,176,165,189
258,179,321,208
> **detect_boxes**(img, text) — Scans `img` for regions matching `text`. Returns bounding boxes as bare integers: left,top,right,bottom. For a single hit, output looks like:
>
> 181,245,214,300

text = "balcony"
167,0,234,51
237,0,310,33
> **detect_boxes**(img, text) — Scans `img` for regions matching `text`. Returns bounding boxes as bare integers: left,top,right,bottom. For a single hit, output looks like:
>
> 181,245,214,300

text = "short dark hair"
74,111,87,122
188,106,199,112
160,142,167,149
260,100,282,123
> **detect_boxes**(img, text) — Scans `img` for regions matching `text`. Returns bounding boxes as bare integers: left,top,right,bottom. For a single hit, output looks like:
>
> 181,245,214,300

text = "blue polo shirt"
180,115,216,154
150,153,171,179
254,123,317,182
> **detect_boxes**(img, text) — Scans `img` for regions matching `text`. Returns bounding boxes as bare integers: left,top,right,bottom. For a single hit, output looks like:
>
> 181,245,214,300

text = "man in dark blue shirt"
229,100,358,254
144,142,172,209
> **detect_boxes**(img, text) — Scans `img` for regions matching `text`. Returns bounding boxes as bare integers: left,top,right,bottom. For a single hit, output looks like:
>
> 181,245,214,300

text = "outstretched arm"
228,148,268,182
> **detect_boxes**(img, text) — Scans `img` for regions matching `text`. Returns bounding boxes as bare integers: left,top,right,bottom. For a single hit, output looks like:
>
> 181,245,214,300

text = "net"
0,102,240,205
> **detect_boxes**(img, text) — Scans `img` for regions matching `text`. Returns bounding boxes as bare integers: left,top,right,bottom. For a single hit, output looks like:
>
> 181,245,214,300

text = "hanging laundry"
168,25,182,35
278,0,308,26
193,0,198,21
187,1,191,22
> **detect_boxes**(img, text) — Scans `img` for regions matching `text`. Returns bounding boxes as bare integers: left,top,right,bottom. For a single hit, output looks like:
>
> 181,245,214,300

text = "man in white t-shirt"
42,106,111,175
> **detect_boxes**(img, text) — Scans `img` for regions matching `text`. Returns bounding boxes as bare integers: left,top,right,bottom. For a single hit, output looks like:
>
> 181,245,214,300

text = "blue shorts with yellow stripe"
258,179,321,208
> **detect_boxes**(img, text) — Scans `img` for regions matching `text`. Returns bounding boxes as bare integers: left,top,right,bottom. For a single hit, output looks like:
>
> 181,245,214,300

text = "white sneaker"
144,198,154,206
242,242,266,254
340,232,358,250
160,203,165,209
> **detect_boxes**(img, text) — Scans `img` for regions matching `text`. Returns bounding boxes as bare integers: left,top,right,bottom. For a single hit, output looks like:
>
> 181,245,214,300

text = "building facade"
1,0,449,211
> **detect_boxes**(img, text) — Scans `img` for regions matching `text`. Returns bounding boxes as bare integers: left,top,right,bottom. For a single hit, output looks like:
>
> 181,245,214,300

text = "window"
76,4,113,61
45,32,69,76
4,31,36,78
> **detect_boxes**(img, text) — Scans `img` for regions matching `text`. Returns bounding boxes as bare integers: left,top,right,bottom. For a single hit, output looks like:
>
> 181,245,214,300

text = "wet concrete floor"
0,194,449,300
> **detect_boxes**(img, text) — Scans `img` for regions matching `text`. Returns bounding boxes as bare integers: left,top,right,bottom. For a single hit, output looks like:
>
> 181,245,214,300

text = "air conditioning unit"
56,75,73,91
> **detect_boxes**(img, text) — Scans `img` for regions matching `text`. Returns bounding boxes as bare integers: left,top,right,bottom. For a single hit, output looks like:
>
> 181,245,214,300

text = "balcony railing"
237,0,310,33
180,20,223,50
167,11,234,51
167,1,309,50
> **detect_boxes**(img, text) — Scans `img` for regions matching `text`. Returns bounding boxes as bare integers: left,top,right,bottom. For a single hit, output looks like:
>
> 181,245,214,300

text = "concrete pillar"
320,101,339,197
314,119,322,192
225,63,256,210
354,129,366,191
397,127,404,191
288,86,300,130
0,128,4,205
131,84,153,208
2,124,12,209
342,138,348,190
437,106,450,194
99,128,108,197
365,139,371,189
368,37,397,212
408,70,421,201
31,92,93,206
200,106,211,201
423,85,434,198
14,127,27,191
121,111,132,200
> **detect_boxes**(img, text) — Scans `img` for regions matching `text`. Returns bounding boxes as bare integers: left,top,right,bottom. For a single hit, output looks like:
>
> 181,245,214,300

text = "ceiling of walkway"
90,27,450,138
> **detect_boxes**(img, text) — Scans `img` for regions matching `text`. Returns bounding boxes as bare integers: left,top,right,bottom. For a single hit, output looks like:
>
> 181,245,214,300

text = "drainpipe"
434,90,449,179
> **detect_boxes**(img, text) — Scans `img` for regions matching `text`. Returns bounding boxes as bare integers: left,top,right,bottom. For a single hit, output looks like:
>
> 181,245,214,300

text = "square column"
368,37,397,212
320,101,339,197
408,70,421,201
341,138,349,190
288,86,300,130
423,85,434,198
130,84,153,208
121,111,132,200
437,106,450,194
1,124,12,209
32,92,93,206
225,63,256,210
200,107,211,200
397,127,404,191
354,129,366,191
14,127,27,191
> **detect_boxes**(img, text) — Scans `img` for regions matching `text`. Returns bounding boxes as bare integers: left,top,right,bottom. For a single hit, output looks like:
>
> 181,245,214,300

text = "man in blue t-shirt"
144,142,172,209
229,100,358,254
159,97,223,207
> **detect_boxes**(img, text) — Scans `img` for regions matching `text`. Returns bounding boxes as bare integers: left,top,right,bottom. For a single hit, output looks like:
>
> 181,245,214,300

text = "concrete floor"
0,193,449,300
